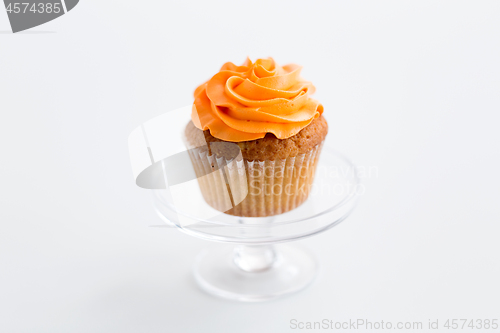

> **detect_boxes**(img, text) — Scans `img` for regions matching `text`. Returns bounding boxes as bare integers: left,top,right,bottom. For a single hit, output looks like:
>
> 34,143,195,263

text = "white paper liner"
186,141,324,217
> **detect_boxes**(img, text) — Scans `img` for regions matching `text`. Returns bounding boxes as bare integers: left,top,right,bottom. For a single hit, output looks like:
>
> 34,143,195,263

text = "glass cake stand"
152,146,360,302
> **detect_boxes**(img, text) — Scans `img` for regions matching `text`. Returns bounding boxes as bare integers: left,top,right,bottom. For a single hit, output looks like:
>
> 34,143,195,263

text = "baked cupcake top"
191,58,324,142
185,115,328,160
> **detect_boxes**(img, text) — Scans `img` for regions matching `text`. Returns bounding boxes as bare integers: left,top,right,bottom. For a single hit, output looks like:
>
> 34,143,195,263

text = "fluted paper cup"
185,138,324,217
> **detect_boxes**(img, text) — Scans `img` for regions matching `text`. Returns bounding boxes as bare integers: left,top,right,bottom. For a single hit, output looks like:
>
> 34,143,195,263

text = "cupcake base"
186,141,324,217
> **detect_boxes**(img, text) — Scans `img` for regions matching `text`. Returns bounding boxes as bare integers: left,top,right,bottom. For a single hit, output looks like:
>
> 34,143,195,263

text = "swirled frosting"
191,57,324,142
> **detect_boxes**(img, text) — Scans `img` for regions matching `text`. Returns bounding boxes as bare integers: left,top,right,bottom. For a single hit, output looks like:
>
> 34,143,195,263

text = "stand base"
193,245,318,302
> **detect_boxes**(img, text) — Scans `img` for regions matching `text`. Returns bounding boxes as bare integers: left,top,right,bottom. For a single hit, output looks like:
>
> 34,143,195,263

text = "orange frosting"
191,57,324,142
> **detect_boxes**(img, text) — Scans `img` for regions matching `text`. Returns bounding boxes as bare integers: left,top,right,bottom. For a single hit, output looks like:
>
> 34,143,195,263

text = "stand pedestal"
194,245,318,302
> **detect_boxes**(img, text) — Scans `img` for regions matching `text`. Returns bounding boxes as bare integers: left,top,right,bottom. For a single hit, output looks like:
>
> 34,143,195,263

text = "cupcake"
184,57,327,217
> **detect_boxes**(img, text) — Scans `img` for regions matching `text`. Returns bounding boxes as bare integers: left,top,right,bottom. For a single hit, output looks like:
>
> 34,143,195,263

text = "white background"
1,1,499,332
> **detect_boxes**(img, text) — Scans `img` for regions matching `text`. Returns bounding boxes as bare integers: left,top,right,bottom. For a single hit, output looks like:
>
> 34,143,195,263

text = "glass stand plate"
152,146,360,301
